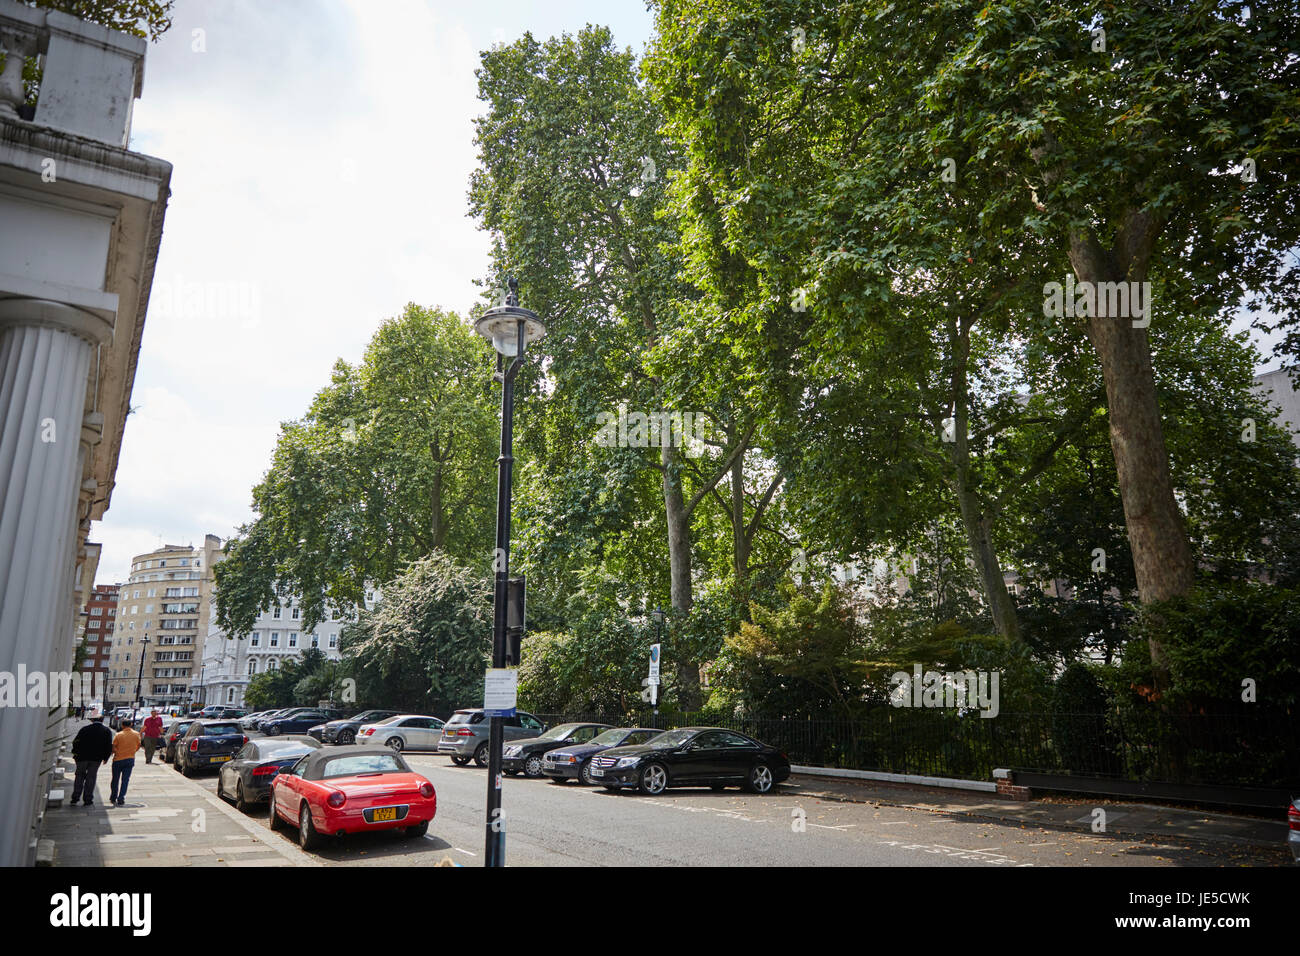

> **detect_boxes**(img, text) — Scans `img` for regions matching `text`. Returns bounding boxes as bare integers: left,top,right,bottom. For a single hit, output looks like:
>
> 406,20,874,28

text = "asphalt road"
185,738,1278,867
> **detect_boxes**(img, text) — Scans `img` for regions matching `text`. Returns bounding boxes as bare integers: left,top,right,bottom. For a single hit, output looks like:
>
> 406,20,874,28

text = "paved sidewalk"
40,721,318,867
788,774,1288,851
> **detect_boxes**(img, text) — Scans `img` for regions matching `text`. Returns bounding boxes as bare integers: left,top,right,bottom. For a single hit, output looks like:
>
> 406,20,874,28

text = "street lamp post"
131,634,150,725
474,278,546,869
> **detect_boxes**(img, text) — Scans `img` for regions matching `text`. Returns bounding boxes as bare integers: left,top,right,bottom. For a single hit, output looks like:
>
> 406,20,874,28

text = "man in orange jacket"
109,719,143,806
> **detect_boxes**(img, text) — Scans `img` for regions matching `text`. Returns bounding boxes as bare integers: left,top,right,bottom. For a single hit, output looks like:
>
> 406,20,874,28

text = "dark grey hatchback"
173,720,247,777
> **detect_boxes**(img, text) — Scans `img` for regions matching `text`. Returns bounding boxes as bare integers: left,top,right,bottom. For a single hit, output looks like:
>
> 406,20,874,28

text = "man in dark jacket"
70,710,114,807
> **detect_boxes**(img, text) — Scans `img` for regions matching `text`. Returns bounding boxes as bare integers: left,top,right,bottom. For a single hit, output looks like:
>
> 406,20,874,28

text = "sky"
95,0,656,583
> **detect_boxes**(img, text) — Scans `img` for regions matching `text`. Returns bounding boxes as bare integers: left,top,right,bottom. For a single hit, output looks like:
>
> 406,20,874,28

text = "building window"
226,688,234,703
311,634,319,648
251,633,260,647
288,633,297,648
329,633,338,648
270,632,279,647
292,608,300,620
273,606,281,619
248,661,257,675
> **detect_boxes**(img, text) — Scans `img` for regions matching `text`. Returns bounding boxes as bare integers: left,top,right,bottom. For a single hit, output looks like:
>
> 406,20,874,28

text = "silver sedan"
355,714,445,752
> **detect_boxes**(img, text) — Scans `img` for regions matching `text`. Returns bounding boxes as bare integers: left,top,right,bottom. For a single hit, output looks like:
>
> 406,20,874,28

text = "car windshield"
261,744,312,761
591,729,630,745
320,754,405,778
646,729,694,748
447,711,483,726
349,711,385,722
539,723,583,741
202,723,241,735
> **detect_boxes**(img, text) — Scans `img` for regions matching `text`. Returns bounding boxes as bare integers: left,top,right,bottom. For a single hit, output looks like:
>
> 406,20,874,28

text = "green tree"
216,304,497,634
341,553,491,716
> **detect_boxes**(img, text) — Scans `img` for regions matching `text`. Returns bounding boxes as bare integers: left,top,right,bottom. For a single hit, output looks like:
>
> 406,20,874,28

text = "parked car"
542,727,664,785
588,727,790,795
437,708,547,767
240,710,276,731
267,745,436,850
108,707,134,730
161,717,199,763
217,736,321,811
1290,797,1300,863
173,719,249,777
356,714,446,752
252,709,296,732
503,723,612,778
263,709,343,736
317,710,401,745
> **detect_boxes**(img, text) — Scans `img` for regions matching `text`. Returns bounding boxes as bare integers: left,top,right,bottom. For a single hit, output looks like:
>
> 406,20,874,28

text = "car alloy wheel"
748,763,774,794
474,743,491,768
451,755,471,766
235,780,248,813
524,755,544,778
580,761,596,786
267,797,282,831
387,737,404,752
298,804,319,850
267,725,280,736
339,730,355,745
639,763,668,795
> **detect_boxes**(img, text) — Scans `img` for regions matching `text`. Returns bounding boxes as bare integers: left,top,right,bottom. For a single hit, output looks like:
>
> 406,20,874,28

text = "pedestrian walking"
109,719,142,806
69,710,113,807
141,709,164,763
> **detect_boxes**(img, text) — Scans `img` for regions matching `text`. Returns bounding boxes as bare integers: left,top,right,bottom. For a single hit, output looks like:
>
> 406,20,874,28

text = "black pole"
132,635,149,724
484,297,527,868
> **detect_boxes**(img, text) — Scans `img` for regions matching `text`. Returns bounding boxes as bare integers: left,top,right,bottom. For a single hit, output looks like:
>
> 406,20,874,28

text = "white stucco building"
0,3,170,866
201,589,381,707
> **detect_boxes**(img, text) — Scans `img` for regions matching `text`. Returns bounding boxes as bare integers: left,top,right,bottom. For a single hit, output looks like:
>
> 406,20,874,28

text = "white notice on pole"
483,668,518,717
648,643,661,685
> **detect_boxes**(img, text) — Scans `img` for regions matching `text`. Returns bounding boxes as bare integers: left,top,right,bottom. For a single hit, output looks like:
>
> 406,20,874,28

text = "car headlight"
505,746,522,757
616,756,640,768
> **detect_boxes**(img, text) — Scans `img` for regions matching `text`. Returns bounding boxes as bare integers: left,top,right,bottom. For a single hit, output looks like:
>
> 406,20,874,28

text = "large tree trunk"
431,461,445,549
1070,236,1195,677
946,315,1020,641
662,441,700,709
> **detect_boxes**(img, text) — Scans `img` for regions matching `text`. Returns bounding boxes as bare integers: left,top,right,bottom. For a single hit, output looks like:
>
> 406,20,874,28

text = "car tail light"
362,728,375,736
327,791,346,808
419,782,434,798
189,739,198,751
455,728,474,736
242,735,249,744
252,765,280,777
1289,804,1300,831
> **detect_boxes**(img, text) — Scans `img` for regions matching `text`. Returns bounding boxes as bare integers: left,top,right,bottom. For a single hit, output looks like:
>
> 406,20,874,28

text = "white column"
0,297,110,866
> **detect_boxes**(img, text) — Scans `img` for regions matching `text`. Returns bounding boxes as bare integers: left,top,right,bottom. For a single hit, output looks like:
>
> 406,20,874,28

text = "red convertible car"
267,745,436,850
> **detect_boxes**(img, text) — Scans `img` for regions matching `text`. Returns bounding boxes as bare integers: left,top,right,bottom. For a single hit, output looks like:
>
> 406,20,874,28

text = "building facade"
0,3,171,865
77,582,118,698
201,589,380,708
104,536,223,710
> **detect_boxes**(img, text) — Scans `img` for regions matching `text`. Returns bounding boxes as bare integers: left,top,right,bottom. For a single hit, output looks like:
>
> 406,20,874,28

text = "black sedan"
262,709,343,736
588,727,790,795
315,709,401,745
173,720,248,777
502,723,611,778
217,736,321,811
542,727,663,785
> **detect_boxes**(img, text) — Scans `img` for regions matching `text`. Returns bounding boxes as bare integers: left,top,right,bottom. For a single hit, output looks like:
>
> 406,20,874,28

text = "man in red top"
141,709,165,764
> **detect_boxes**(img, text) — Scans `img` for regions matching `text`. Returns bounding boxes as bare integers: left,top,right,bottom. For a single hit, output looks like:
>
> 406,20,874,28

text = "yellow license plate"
371,807,398,822
209,756,232,763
